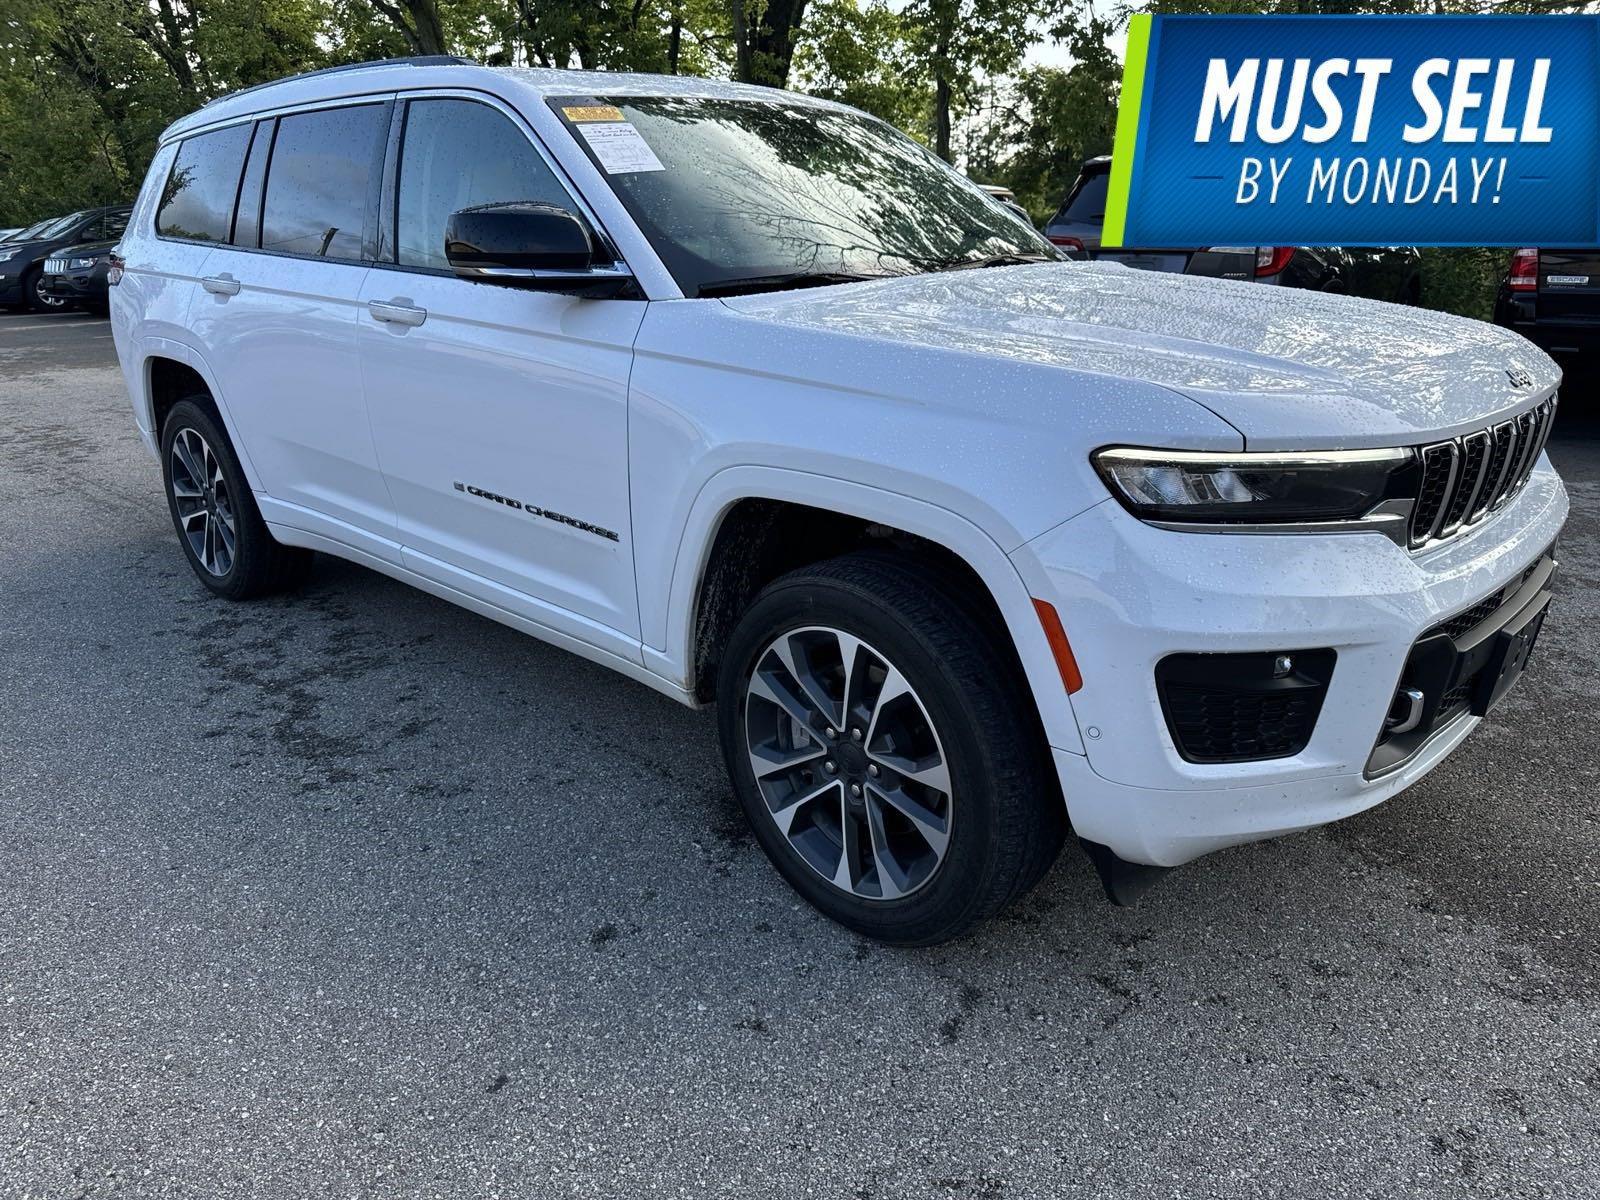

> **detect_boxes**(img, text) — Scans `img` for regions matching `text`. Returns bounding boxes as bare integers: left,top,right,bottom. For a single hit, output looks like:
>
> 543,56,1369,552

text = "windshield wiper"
697,270,889,298
930,252,1058,273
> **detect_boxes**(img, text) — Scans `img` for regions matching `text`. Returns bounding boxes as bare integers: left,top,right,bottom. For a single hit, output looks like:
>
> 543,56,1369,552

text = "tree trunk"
933,18,952,162
730,0,809,88
668,5,682,73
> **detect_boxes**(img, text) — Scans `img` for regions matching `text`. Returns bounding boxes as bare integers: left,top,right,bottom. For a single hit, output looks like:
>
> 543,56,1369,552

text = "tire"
716,552,1066,945
159,397,309,599
23,267,70,313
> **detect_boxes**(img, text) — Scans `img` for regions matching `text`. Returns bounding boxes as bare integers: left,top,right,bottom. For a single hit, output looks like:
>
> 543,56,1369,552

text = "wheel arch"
137,337,265,491
650,466,1085,756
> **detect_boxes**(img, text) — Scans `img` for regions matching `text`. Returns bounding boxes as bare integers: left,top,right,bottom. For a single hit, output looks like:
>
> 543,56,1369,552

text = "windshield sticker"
578,122,665,174
562,105,624,123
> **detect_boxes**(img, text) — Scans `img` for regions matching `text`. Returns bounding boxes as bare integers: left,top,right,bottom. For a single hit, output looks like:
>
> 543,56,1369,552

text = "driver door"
357,92,646,652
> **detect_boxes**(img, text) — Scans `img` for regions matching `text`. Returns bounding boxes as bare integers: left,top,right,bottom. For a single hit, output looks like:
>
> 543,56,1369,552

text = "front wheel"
716,553,1066,945
24,268,70,313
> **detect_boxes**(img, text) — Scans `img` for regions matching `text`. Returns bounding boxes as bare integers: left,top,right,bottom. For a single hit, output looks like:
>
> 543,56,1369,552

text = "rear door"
356,91,644,646
188,101,398,556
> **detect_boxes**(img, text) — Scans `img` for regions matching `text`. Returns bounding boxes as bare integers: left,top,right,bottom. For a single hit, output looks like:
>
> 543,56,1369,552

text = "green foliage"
792,1,930,132
965,16,1120,221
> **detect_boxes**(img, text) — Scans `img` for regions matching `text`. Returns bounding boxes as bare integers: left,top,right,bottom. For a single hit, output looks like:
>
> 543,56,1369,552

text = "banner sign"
1104,14,1600,248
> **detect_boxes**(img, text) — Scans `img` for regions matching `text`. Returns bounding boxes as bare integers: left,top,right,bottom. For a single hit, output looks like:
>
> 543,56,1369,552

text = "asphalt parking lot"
2,310,1598,1199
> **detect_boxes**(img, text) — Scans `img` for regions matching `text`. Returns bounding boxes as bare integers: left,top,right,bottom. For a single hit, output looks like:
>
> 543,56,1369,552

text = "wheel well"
690,499,1017,703
147,357,217,437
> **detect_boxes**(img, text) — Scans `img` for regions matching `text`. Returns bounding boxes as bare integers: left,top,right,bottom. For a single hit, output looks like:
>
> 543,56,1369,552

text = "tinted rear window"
260,105,386,261
157,126,252,243
1062,171,1109,223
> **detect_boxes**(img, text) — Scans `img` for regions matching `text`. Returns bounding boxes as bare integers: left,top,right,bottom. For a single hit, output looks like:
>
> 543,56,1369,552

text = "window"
260,105,386,261
157,126,252,244
101,210,130,241
548,96,1056,297
1061,172,1109,223
394,99,575,271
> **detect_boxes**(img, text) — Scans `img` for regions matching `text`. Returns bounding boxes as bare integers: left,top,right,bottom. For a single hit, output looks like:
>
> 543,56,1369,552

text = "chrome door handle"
368,299,427,327
201,274,240,296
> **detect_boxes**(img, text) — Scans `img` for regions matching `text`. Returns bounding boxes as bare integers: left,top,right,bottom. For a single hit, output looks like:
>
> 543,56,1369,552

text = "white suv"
111,59,1568,944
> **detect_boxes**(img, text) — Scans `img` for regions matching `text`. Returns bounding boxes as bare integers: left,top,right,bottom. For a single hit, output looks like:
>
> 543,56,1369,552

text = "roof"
167,59,828,143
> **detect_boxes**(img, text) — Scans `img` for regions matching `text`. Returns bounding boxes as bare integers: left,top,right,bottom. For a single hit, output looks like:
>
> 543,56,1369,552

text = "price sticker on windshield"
578,122,665,174
562,105,624,123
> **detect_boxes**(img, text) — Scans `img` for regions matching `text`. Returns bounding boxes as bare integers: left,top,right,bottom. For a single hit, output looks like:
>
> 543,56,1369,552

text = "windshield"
550,95,1058,296
9,215,69,242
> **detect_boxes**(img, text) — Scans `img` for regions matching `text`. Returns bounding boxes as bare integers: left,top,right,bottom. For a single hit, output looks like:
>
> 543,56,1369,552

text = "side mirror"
444,203,633,298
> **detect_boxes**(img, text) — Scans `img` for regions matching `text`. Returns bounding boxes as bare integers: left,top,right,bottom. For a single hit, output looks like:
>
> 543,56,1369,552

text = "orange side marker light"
1032,598,1083,695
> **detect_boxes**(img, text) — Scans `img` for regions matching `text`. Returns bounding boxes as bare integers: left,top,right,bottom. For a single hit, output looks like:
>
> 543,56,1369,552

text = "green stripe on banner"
1103,12,1151,249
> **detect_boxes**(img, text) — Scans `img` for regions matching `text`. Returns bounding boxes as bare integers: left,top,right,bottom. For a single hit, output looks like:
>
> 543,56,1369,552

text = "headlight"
0,249,18,263
67,256,105,271
1093,447,1419,529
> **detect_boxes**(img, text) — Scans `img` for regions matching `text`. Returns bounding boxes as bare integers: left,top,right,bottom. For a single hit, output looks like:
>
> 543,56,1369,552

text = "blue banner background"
1121,15,1600,248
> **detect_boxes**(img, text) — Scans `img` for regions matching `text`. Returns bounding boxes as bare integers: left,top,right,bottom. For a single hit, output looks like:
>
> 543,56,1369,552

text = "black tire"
23,267,70,314
716,552,1066,945
159,397,309,599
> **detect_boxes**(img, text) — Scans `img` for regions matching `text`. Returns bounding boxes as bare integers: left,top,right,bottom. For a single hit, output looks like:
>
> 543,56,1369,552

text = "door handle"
201,274,240,296
368,299,427,328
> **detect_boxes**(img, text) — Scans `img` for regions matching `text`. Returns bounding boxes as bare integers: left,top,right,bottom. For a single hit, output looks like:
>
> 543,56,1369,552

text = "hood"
719,262,1558,449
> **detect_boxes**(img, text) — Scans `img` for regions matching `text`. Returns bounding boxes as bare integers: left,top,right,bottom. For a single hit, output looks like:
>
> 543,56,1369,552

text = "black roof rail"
204,56,477,107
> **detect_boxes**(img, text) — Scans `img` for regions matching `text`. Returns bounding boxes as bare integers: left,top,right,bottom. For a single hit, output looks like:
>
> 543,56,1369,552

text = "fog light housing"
1155,649,1337,763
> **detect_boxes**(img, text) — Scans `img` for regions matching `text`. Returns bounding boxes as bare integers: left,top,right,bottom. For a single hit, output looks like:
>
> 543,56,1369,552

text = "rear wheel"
717,553,1066,945
160,398,309,599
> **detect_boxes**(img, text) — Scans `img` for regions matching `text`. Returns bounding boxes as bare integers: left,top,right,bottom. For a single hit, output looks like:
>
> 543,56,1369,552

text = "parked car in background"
114,60,1565,944
0,204,132,311
977,184,1032,224
2,216,70,245
1494,248,1600,364
42,238,120,314
1045,157,1422,304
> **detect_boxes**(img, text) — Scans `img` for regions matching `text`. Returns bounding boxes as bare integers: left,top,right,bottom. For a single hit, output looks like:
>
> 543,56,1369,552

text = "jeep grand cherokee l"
110,59,1568,944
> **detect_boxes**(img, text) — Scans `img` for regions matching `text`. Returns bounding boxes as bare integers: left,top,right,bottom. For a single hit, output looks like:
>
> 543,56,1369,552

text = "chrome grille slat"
1439,430,1490,536
1473,420,1518,521
1408,396,1556,551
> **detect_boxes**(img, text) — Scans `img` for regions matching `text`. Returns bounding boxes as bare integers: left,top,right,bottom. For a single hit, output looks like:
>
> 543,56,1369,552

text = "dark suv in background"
0,205,131,311
1494,248,1600,367
1044,157,1422,304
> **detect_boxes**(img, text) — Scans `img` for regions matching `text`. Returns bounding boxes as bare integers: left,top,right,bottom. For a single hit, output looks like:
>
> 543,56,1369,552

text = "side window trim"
373,87,621,279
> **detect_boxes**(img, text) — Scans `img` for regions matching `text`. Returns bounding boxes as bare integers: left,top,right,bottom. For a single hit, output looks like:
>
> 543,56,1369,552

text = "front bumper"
1020,458,1569,867
41,266,108,306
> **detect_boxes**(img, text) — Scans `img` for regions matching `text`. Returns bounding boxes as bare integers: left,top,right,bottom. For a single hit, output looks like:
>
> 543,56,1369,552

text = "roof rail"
204,56,477,107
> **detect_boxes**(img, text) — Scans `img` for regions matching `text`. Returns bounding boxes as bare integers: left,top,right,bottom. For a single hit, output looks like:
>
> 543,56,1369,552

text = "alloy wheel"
32,275,67,309
169,427,237,577
742,625,953,901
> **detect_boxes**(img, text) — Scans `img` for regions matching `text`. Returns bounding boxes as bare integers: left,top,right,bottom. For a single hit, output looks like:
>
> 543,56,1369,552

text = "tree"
968,15,1120,219
791,0,930,131
730,0,808,86
899,0,1062,161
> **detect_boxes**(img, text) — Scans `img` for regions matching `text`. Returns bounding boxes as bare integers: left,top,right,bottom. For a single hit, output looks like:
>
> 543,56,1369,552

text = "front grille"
42,257,65,275
1409,397,1557,548
1156,649,1337,763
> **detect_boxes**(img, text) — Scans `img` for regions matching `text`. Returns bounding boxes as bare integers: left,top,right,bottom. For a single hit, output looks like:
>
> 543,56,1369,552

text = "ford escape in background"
111,59,1567,944
1045,155,1423,302
1494,247,1600,363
